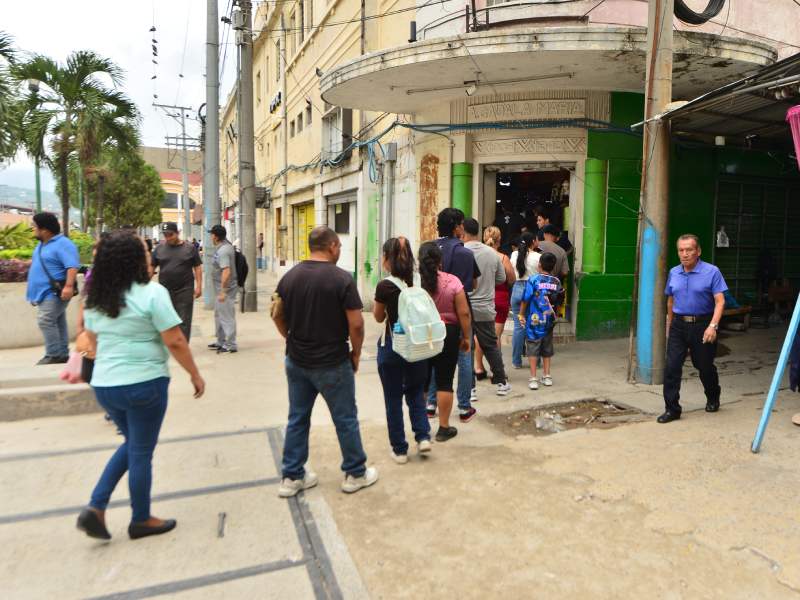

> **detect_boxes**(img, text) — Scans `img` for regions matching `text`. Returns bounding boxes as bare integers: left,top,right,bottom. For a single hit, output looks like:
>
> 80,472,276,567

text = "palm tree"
0,32,20,164
12,51,138,235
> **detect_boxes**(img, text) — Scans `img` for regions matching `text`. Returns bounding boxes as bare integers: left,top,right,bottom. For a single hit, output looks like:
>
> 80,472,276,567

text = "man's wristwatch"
709,323,719,330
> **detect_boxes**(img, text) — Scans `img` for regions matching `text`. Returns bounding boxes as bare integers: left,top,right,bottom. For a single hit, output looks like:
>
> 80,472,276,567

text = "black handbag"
35,245,79,297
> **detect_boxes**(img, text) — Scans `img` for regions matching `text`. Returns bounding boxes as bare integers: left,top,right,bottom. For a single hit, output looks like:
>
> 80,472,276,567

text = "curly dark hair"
85,230,151,318
382,236,415,287
418,241,442,296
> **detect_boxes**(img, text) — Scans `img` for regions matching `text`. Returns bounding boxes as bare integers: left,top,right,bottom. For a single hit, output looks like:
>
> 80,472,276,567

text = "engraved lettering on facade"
467,100,585,123
472,138,587,155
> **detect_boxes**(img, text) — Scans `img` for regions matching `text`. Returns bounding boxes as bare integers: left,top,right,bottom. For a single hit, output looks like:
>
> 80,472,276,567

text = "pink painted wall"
419,0,800,59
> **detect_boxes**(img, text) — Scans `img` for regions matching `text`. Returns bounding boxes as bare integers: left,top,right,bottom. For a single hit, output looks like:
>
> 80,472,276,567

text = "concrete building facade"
224,0,800,336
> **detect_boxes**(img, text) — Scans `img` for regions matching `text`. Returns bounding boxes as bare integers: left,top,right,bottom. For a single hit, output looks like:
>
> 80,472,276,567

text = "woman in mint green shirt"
76,230,205,542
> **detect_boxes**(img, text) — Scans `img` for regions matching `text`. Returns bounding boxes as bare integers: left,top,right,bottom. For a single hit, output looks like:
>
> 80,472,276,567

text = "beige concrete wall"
0,282,81,350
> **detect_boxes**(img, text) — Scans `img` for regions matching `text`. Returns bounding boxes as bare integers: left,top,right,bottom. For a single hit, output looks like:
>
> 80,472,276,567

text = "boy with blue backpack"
517,252,564,390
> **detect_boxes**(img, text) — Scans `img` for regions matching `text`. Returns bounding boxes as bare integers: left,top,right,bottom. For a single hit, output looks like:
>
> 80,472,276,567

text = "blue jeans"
426,349,473,411
283,357,367,480
37,295,69,357
510,281,527,368
377,337,430,454
90,377,170,523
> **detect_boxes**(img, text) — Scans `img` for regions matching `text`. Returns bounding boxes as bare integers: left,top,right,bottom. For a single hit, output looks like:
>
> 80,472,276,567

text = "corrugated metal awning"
633,52,800,148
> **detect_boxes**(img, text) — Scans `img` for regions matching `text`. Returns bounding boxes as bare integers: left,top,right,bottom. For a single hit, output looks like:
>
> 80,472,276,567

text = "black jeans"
663,319,721,414
168,287,195,342
473,320,507,384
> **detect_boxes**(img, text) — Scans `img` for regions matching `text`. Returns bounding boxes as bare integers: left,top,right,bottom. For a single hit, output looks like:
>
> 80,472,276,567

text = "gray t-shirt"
212,240,238,292
465,240,506,321
537,241,569,277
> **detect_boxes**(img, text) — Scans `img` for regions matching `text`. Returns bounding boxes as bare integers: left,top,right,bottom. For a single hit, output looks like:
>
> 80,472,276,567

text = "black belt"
675,314,713,323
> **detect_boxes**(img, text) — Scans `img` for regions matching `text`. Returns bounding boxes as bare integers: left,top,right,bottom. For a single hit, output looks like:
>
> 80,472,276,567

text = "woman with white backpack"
374,237,434,462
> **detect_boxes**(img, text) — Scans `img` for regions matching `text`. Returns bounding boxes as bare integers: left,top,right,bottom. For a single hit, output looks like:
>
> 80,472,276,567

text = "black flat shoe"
76,508,111,540
128,519,177,540
657,411,681,424
705,402,720,413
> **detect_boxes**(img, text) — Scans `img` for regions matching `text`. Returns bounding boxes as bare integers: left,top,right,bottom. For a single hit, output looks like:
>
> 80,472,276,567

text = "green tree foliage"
12,51,138,235
0,32,20,163
74,151,164,230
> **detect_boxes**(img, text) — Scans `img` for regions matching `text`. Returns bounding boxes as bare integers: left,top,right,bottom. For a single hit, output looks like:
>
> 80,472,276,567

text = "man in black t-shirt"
272,225,377,498
152,222,202,341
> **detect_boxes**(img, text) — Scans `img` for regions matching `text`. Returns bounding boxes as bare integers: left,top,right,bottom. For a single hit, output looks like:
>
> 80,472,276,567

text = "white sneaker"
470,387,478,402
278,471,319,498
496,382,512,396
417,439,432,454
341,466,379,494
542,375,553,387
391,451,408,464
528,377,539,390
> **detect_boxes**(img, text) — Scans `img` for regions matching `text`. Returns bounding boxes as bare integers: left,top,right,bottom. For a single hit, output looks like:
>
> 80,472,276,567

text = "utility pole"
635,0,674,385
236,0,257,311
34,157,42,213
204,0,220,310
154,103,194,238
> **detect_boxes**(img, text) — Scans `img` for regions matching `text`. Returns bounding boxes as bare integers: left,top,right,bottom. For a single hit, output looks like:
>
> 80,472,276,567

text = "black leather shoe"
705,402,720,413
657,411,681,424
128,519,177,540
76,508,111,540
36,355,68,365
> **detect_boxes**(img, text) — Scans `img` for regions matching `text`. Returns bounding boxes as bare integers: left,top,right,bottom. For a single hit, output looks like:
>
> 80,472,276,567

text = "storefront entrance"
293,202,315,262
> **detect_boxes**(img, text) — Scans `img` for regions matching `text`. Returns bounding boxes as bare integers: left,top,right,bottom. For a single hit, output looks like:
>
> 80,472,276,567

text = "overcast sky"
0,0,237,192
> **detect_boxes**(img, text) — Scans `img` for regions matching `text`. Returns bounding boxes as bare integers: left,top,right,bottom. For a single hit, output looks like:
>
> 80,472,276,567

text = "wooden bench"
722,305,752,330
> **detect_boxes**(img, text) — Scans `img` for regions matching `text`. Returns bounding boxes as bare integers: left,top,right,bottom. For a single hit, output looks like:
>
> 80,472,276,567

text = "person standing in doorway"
151,222,202,342
271,226,377,496
426,208,481,422
462,218,512,396
373,237,432,463
509,232,540,369
659,234,727,423
208,225,238,353
537,224,569,280
475,226,515,378
27,212,80,365
257,232,265,270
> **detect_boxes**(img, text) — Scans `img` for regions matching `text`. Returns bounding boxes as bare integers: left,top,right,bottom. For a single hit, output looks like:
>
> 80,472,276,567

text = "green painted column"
582,158,608,273
451,162,473,217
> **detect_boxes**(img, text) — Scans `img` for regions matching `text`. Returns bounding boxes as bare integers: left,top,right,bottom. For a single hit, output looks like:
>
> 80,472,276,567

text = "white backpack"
383,276,445,362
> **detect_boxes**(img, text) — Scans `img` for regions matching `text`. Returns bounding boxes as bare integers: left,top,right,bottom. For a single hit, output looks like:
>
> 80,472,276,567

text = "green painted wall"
577,92,644,339
452,162,473,217
576,90,799,340
364,192,380,287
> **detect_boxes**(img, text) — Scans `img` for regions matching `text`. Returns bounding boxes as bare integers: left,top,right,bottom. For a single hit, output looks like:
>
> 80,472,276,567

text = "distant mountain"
0,185,77,216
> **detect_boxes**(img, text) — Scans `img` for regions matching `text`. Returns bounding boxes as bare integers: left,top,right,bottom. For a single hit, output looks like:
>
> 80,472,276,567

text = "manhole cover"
487,399,648,437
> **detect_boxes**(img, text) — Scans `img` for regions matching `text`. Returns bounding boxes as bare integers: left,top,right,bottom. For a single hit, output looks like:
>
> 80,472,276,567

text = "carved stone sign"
467,99,585,123
472,137,586,156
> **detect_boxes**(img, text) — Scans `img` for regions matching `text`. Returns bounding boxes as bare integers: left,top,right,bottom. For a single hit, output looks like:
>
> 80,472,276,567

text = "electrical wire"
175,0,192,104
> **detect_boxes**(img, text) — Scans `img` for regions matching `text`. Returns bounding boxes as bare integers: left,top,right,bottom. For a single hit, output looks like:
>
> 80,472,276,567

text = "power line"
175,0,192,104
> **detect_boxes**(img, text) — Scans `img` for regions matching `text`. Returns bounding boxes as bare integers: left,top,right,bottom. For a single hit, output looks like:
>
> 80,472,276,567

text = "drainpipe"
451,162,473,217
582,159,607,273
380,143,397,263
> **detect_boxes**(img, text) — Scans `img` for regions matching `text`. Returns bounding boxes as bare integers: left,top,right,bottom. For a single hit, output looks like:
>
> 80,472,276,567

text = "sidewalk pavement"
1,276,799,597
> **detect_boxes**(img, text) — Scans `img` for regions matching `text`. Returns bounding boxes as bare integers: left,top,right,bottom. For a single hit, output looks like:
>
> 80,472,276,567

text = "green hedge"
0,248,33,260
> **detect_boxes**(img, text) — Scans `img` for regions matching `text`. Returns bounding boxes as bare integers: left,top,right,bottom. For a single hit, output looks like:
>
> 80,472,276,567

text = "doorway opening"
484,166,572,253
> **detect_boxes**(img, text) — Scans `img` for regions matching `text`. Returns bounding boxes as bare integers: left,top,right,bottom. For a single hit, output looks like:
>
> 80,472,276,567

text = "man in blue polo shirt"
426,208,482,423
659,234,728,423
26,213,80,365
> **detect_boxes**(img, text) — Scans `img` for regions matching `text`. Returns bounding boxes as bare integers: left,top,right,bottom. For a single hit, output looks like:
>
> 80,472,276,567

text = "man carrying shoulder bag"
26,212,80,365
